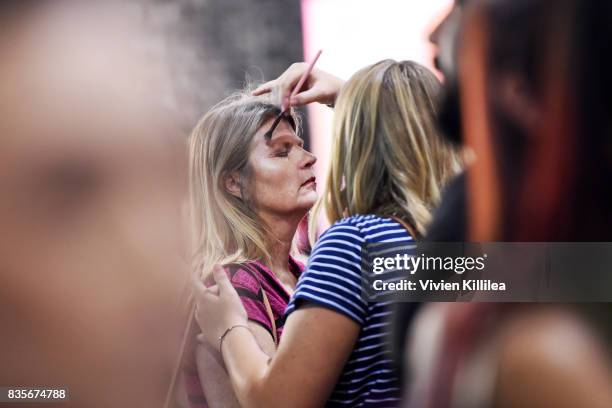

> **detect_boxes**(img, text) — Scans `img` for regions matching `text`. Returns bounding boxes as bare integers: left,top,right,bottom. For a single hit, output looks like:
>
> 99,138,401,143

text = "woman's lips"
300,176,316,189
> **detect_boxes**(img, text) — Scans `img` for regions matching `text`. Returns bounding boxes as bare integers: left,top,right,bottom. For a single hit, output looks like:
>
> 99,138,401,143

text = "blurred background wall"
131,0,306,135
129,0,450,148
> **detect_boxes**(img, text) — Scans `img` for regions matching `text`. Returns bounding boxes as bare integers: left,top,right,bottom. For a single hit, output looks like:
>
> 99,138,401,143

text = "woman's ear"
224,172,242,199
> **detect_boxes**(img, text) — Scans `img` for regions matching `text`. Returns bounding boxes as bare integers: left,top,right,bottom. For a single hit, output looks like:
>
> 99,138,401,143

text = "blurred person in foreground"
425,0,467,242
171,92,316,407
193,59,461,408
401,0,612,407
0,2,187,407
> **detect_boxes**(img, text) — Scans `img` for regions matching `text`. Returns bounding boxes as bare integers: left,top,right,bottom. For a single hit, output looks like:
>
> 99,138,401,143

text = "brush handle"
281,49,323,112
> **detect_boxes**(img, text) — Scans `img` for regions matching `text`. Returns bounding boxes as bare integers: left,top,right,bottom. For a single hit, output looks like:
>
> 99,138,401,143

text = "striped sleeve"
286,221,367,325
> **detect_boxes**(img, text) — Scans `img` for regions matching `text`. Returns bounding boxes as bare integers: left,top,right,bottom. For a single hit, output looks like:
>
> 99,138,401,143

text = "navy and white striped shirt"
286,214,413,407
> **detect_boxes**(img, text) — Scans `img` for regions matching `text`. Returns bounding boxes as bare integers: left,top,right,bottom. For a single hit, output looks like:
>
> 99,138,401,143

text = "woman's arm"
196,320,277,408
221,304,360,408
195,342,240,408
194,266,360,408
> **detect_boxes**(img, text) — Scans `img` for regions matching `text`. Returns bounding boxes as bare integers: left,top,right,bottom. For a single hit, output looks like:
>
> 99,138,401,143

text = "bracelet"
218,324,250,354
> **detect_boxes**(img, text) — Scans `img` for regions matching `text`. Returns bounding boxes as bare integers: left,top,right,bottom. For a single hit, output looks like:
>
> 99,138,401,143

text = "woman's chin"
288,198,317,218
300,191,318,208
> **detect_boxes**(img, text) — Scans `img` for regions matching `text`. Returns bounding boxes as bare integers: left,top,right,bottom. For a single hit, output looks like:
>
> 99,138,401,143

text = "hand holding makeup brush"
252,54,344,109
261,50,326,140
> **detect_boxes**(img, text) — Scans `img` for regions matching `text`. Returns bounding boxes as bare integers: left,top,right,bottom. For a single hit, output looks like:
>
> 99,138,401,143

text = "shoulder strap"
241,262,279,346
261,289,278,346
391,215,419,240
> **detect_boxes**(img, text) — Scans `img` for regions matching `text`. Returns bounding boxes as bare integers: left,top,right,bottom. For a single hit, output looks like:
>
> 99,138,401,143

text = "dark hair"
479,0,612,240
569,1,612,239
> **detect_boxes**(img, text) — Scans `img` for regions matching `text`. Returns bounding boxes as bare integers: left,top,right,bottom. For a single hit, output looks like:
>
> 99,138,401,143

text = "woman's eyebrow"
267,132,303,145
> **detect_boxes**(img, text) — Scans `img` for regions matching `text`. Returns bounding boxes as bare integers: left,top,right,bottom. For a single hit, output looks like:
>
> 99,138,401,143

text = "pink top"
183,257,304,407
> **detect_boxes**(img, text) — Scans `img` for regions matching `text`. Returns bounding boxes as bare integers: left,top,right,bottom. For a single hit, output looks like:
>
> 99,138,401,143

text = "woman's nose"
301,148,317,168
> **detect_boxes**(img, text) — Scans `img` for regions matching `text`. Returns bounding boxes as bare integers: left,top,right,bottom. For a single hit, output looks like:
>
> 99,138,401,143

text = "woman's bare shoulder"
494,305,612,408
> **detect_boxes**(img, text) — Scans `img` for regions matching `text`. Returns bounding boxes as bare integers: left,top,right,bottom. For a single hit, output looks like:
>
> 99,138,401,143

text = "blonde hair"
166,91,301,407
310,60,461,240
189,90,301,279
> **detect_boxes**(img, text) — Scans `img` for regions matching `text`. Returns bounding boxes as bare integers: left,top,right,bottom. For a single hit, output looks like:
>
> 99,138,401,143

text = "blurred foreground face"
0,3,187,407
429,0,464,78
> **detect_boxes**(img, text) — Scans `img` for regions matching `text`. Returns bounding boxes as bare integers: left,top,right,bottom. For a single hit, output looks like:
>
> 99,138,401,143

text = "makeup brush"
264,49,323,140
